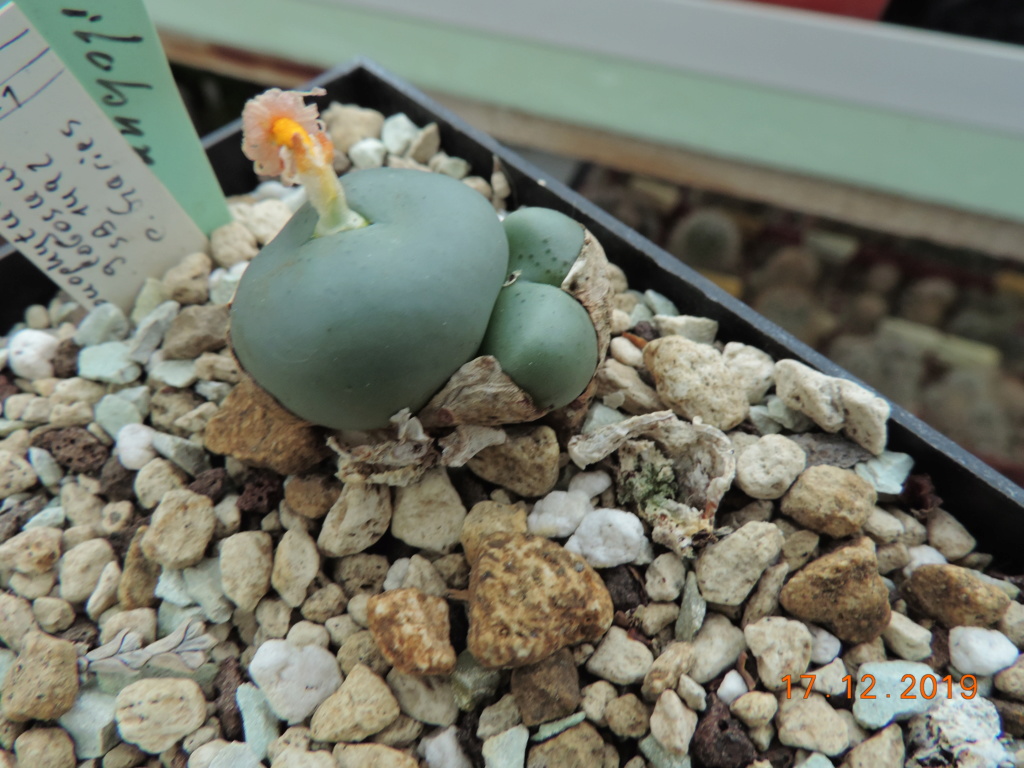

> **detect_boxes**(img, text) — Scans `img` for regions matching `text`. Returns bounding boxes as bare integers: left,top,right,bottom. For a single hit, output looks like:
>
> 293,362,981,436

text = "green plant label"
14,0,230,233
0,1,207,309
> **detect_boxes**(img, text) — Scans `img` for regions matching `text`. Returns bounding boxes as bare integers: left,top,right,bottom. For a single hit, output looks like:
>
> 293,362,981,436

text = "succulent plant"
229,89,602,431
480,208,599,410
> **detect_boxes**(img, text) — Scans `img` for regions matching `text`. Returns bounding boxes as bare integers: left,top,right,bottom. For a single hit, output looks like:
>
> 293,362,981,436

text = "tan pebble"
85,559,122,620
0,451,36,501
140,489,215,569
100,607,157,645
841,722,904,768
272,529,320,608
310,664,399,742
593,358,665,415
734,434,806,499
14,726,75,768
114,677,207,753
695,521,784,606
204,377,328,475
643,335,748,430
650,690,697,755
780,464,876,538
510,649,580,727
210,220,258,268
317,483,391,557
58,537,114,603
526,722,605,766
927,507,976,561
118,527,160,609
903,563,1010,628
322,103,384,152
286,621,330,648
100,500,134,535
641,642,695,702
336,629,389,676
301,583,348,624
467,533,613,668
8,569,54,600
133,458,187,509
465,426,560,498
775,692,850,756
333,742,418,768
194,352,241,384
604,693,650,739
460,500,527,565
1,631,79,721
780,538,891,644
255,597,292,639
283,474,341,519
161,251,211,305
390,468,466,554
0,527,62,574
730,691,778,728
31,597,75,634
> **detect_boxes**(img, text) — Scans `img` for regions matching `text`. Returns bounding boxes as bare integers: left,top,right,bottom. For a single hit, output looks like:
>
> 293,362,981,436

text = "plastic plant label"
15,0,230,234
0,1,206,311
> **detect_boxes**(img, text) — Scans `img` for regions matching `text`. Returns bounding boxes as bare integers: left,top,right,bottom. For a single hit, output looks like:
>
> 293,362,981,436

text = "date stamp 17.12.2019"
781,673,978,700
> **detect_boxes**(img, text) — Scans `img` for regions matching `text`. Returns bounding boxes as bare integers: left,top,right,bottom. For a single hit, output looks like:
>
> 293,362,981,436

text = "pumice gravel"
0,103,1022,768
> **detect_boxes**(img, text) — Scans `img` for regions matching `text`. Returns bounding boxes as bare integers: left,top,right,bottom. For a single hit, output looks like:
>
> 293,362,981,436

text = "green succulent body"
230,168,508,430
479,207,599,410
230,176,601,430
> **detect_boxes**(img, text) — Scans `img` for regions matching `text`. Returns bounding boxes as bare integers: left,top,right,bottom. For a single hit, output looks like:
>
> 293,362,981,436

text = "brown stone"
460,500,528,565
510,649,581,726
118,526,160,609
780,465,876,538
1,631,79,721
903,564,1011,628
161,304,229,359
466,426,560,498
779,537,891,643
467,533,613,668
99,456,136,502
367,588,456,676
204,377,328,475
50,340,80,379
187,468,230,503
30,427,107,475
526,722,606,768
690,697,758,768
284,473,342,519
992,698,1024,738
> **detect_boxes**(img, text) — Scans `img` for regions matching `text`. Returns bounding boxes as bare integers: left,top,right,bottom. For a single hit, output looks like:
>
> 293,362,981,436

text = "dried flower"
241,87,366,236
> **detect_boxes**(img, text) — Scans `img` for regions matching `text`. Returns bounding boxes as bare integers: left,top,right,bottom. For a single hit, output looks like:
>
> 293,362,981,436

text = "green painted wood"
146,0,1024,223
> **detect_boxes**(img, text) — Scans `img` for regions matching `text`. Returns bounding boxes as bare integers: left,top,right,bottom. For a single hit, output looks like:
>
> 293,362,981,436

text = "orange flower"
241,87,332,183
240,87,366,236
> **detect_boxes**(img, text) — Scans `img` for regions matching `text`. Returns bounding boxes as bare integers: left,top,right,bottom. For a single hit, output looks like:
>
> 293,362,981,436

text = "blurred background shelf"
147,0,1024,262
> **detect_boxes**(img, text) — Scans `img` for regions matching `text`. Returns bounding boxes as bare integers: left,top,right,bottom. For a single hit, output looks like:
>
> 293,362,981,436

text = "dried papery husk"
329,411,438,486
417,356,547,428
568,410,736,556
437,425,507,467
418,228,613,431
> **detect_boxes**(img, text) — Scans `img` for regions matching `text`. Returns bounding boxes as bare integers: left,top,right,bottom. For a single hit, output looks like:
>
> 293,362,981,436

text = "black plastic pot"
2,58,1022,565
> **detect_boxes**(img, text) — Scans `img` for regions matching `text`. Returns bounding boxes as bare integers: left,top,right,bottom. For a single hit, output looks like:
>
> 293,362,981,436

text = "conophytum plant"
229,89,600,430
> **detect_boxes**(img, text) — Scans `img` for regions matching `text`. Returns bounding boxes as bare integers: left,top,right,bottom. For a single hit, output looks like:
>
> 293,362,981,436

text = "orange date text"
781,673,978,699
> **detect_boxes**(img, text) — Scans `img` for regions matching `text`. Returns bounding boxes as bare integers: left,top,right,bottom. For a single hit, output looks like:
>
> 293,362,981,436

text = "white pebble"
527,490,591,538
248,639,342,724
808,625,842,665
568,470,613,500
419,725,473,768
564,508,652,568
349,137,387,169
717,670,748,704
949,627,1019,676
903,545,947,578
7,329,59,380
115,424,157,470
380,112,420,155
